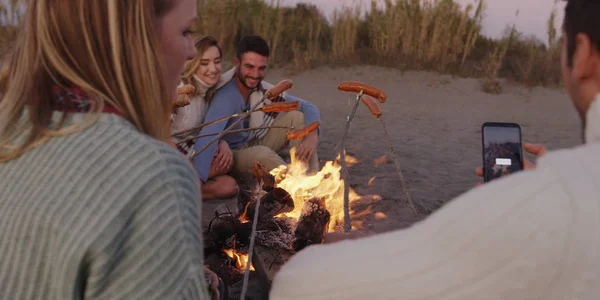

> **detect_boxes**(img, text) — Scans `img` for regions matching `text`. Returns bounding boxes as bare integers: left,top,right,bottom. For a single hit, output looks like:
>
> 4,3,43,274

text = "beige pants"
232,110,320,175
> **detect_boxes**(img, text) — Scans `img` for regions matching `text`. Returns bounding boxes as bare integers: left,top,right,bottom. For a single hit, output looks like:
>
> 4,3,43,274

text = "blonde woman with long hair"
172,36,237,201
0,0,220,299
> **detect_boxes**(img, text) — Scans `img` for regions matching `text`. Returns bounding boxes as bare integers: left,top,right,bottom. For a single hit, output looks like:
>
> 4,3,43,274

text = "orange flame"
342,150,359,168
270,148,362,232
223,249,255,271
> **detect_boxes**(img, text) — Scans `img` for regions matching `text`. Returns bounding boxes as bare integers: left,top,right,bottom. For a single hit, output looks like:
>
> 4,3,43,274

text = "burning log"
206,214,243,248
243,187,294,222
256,217,297,250
234,221,254,247
293,196,331,252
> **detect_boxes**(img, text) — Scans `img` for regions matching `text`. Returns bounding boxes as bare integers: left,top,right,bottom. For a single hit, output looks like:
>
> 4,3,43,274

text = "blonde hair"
181,36,222,102
0,0,175,162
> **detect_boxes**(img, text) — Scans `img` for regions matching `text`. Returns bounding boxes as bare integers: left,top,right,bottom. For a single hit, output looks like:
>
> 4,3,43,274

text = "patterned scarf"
49,86,185,153
245,80,286,144
217,67,289,145
51,86,125,117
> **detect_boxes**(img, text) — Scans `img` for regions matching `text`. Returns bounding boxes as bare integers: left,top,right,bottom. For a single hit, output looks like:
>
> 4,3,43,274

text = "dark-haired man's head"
561,0,600,129
234,35,270,90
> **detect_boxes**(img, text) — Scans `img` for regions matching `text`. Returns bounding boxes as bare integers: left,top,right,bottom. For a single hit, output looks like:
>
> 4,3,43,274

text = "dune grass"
0,0,563,92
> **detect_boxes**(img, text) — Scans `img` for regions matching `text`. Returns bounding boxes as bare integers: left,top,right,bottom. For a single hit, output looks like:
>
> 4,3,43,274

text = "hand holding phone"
481,122,524,182
474,143,548,185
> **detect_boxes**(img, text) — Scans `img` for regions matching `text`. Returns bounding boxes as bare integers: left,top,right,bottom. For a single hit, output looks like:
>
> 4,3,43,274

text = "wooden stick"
358,95,418,216
189,79,294,159
176,126,296,144
172,100,299,138
240,167,264,300
172,94,298,139
190,95,270,160
171,113,244,138
378,116,419,216
339,91,363,233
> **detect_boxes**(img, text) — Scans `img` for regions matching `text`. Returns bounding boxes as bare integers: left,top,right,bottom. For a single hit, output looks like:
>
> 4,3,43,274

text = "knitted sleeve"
269,164,573,300
84,143,210,300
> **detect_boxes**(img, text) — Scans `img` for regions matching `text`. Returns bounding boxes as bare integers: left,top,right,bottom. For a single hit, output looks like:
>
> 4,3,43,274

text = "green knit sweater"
0,113,210,299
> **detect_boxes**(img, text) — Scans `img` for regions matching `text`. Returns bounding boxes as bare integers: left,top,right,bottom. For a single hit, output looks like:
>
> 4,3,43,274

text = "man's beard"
236,66,262,90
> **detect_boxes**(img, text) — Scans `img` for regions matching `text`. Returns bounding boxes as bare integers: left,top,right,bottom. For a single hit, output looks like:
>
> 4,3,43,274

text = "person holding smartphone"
268,1,600,299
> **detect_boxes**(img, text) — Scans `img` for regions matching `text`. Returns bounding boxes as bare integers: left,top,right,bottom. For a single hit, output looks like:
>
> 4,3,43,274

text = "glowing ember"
270,148,362,232
342,150,359,167
374,212,388,220
372,153,388,166
223,249,255,271
368,176,376,187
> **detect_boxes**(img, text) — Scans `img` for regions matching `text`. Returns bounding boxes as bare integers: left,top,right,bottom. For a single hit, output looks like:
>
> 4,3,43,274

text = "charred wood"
293,197,331,252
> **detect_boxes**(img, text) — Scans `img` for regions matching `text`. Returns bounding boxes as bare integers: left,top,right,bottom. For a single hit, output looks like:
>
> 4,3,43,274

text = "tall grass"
0,0,563,91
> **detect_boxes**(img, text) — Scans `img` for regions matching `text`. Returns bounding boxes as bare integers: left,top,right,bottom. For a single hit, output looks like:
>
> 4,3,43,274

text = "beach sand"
221,65,582,299
264,65,582,234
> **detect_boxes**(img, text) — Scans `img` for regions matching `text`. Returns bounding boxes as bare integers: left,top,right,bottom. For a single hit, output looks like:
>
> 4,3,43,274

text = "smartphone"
481,122,524,182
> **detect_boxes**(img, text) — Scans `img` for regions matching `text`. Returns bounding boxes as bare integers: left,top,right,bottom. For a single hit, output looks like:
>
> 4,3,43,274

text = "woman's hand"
213,140,233,174
204,265,220,300
173,93,191,108
173,84,195,108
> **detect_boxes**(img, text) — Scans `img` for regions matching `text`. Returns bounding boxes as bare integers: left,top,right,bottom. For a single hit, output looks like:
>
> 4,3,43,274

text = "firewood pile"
202,163,333,297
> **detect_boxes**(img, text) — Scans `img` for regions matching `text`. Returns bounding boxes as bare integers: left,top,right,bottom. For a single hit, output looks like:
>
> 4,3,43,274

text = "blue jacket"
191,78,321,182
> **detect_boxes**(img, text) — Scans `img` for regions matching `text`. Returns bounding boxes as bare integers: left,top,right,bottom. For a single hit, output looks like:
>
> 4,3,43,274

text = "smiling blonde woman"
171,36,238,201
0,0,216,299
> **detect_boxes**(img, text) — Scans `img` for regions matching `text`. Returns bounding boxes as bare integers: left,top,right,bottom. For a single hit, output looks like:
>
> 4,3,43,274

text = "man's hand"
295,130,318,162
212,140,233,174
474,143,548,185
204,265,220,300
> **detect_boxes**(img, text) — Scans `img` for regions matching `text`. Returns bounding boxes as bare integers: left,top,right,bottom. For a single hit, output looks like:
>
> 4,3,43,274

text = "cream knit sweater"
269,96,600,300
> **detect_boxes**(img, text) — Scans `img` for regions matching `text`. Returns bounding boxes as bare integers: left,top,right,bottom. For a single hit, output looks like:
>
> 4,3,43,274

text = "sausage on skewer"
361,95,383,119
287,121,320,140
337,81,387,103
265,79,293,100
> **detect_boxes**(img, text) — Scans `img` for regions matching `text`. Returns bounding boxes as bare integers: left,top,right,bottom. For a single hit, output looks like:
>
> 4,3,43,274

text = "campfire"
246,149,362,249
193,79,413,298
204,148,363,279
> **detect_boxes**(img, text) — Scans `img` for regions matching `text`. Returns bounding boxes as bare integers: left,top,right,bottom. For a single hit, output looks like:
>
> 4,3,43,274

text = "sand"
217,65,582,299
263,65,582,234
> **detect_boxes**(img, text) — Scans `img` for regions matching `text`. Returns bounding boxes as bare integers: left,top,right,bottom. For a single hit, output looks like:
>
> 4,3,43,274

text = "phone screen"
482,123,523,182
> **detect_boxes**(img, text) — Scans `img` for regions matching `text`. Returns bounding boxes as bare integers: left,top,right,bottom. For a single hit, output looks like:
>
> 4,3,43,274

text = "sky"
281,0,565,43
0,0,565,43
